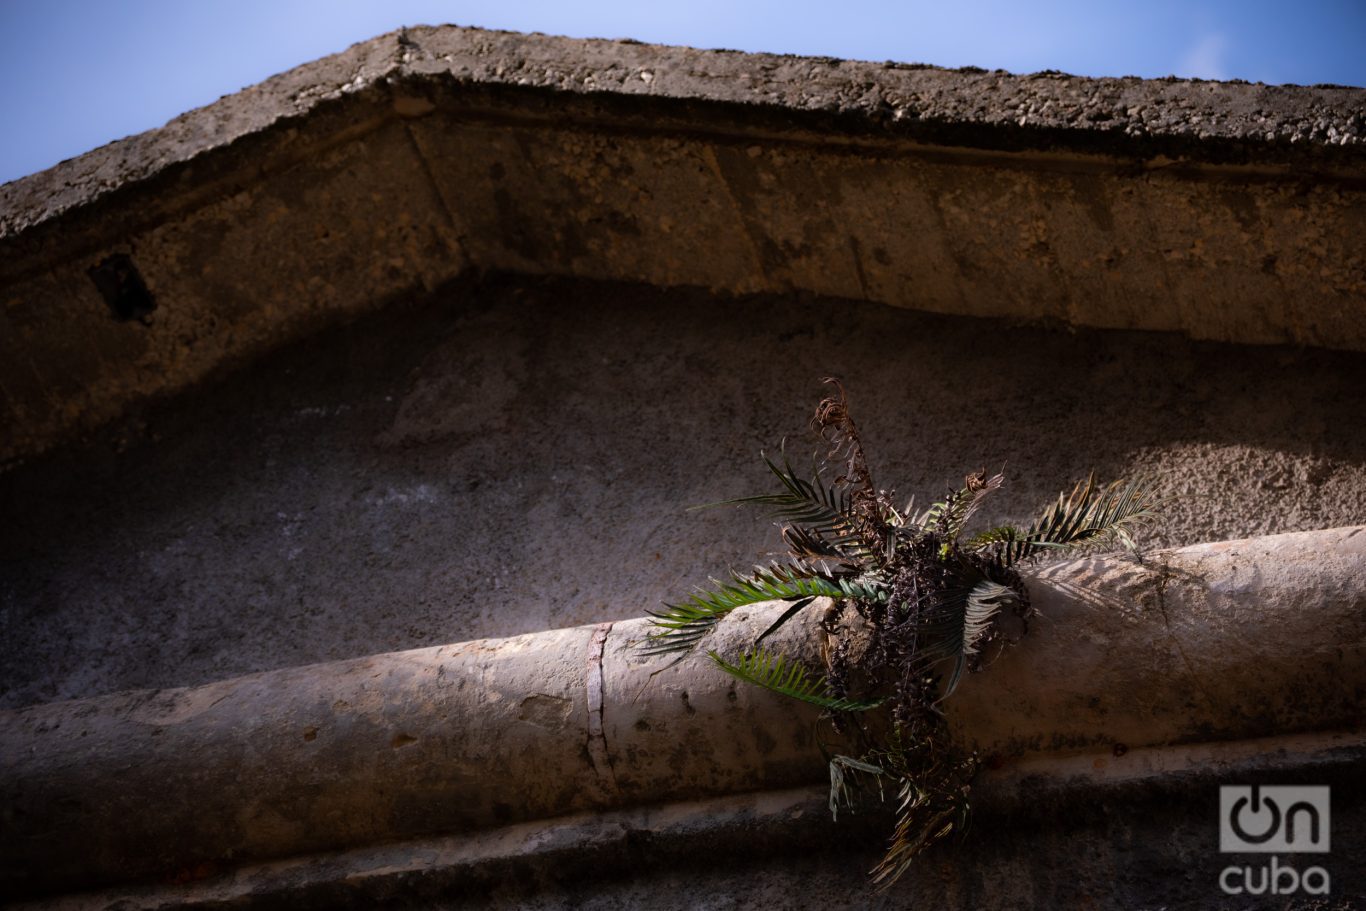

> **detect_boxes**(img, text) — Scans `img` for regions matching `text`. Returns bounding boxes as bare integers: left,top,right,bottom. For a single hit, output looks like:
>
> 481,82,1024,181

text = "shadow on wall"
2,272,1365,709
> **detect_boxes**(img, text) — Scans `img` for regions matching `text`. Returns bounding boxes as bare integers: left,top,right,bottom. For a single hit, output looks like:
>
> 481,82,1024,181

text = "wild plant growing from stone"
643,379,1158,888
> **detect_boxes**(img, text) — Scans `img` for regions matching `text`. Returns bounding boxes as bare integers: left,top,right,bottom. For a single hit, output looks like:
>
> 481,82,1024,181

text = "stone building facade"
2,26,1364,908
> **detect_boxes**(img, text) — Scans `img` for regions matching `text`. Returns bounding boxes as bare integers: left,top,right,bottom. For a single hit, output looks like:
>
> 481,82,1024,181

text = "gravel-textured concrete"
2,25,1362,236
2,27,1363,468
3,274,1366,710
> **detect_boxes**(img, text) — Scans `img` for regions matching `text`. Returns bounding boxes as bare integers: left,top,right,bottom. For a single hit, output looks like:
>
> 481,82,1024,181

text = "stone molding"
3,526,1362,898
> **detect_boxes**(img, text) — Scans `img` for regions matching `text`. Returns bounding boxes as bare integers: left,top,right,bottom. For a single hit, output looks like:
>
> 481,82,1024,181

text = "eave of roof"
1,26,1363,467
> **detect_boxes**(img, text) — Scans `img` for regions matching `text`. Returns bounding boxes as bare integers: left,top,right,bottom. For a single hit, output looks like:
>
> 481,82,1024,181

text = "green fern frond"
834,573,891,602
643,564,888,655
1003,474,1159,565
708,648,884,712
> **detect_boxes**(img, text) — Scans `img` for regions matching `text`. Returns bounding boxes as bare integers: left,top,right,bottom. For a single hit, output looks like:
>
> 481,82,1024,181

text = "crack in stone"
585,622,620,797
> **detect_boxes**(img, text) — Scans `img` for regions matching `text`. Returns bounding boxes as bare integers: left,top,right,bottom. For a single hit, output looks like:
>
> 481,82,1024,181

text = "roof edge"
3,24,1364,238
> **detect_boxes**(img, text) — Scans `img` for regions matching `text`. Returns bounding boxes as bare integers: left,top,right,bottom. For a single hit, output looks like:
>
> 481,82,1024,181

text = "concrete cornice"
2,26,1364,468
4,526,1363,899
3,26,1363,238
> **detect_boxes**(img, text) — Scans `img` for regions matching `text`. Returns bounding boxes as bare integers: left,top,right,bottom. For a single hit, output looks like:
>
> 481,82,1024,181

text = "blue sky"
1,0,1363,186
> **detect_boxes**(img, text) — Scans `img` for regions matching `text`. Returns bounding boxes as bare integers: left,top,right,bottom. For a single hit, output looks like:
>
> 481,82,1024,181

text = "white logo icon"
1220,785,1330,853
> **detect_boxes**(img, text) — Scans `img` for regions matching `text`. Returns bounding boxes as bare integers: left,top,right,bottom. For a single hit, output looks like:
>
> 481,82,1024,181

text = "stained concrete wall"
4,275,1366,710
1,26,1363,467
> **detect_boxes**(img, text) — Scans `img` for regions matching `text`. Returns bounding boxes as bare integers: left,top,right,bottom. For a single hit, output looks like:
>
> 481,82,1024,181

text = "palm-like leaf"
962,524,1019,551
829,754,885,821
947,580,1019,698
641,383,1159,891
916,472,1004,541
1002,474,1158,565
709,648,884,712
782,523,852,564
961,581,1016,658
714,455,881,564
911,578,1020,698
872,776,970,889
643,564,888,655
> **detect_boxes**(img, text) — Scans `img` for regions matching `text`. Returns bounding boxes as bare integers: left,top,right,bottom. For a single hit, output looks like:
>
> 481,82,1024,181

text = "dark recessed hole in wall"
88,254,156,324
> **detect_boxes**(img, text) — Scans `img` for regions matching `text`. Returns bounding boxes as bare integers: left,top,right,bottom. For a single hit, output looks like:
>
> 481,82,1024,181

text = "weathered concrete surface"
2,26,1361,910
16,736,1366,910
0,605,829,896
6,276,1366,711
2,26,1364,465
3,527,1362,896
951,525,1366,753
